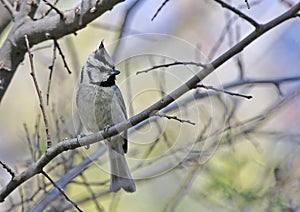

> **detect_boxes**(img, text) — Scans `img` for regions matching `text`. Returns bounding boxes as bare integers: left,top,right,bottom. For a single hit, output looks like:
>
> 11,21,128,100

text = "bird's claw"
104,125,111,142
77,134,90,149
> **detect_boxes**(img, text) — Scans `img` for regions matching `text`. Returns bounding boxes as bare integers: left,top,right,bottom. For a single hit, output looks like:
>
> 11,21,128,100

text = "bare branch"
197,84,253,99
31,146,106,211
53,39,72,74
23,123,35,161
156,112,196,125
222,76,300,97
41,170,83,212
41,0,59,18
280,0,294,8
213,0,260,28
0,0,125,105
136,61,207,75
80,173,104,211
0,0,16,35
42,0,65,20
16,0,39,21
111,0,143,59
25,35,52,148
19,182,24,212
0,161,15,179
164,163,200,211
207,1,263,59
46,42,57,105
245,0,250,9
0,0,17,19
151,0,170,21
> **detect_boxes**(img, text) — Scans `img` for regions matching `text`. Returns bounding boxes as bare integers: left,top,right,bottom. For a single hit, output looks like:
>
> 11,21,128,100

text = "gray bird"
76,42,136,192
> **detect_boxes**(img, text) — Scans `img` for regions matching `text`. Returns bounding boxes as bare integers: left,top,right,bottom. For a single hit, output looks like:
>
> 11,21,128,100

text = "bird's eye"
99,66,106,72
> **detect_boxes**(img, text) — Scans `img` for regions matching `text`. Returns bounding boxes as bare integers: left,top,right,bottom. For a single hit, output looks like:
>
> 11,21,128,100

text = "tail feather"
108,146,136,192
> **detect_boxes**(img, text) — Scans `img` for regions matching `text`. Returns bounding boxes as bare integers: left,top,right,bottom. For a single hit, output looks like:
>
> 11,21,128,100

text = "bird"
76,41,136,192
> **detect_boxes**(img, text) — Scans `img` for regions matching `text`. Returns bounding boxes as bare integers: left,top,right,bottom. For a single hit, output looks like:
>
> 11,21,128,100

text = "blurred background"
0,0,300,211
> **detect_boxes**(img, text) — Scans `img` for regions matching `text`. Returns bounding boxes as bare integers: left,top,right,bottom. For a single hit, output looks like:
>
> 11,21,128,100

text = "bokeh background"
0,0,300,211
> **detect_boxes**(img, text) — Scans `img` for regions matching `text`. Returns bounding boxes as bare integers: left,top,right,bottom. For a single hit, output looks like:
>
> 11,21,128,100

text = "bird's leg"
77,134,90,149
104,125,111,143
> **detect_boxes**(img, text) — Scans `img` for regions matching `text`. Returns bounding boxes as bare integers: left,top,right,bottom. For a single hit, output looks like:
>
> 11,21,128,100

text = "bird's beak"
111,69,120,76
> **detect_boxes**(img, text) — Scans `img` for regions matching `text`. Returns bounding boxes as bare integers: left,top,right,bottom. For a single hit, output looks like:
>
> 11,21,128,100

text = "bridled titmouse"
76,42,136,192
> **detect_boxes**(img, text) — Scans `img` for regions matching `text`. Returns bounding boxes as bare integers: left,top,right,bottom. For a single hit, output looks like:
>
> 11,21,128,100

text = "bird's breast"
76,84,115,132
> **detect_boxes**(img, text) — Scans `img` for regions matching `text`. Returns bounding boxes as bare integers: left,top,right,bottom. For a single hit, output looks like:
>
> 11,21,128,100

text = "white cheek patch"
88,69,110,84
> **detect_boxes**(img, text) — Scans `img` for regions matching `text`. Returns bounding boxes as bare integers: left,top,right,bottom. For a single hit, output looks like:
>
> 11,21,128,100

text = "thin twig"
221,76,300,98
19,181,24,212
53,39,72,74
62,190,111,211
34,114,42,159
234,24,245,80
109,193,121,212
124,61,134,116
197,84,252,99
41,170,83,212
136,61,206,75
46,42,57,105
96,0,102,6
151,0,170,21
208,16,238,60
31,147,106,211
213,0,260,28
79,173,103,211
280,0,294,8
1,0,17,19
245,0,250,9
111,0,142,59
208,0,261,60
23,123,35,161
24,35,52,148
156,112,196,125
42,0,59,18
0,161,15,179
42,0,65,20
164,162,200,211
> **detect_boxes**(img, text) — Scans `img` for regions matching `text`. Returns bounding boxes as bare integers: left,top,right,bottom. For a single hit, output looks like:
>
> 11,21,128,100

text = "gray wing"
114,86,127,119
113,86,128,153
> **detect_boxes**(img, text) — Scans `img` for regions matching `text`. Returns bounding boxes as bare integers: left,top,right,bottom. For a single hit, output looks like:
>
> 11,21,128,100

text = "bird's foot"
77,134,90,149
104,125,111,142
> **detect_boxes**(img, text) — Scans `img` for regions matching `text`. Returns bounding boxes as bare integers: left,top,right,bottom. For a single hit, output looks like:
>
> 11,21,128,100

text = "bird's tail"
108,146,136,192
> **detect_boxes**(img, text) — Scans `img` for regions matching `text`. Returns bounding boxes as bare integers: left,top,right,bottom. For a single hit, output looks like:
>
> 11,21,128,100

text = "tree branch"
136,61,206,75
197,84,253,99
151,0,170,21
41,170,82,211
0,0,126,105
156,112,196,125
42,0,65,20
30,146,106,211
53,39,72,74
0,160,15,179
25,34,52,148
0,0,17,20
0,2,299,203
213,0,260,28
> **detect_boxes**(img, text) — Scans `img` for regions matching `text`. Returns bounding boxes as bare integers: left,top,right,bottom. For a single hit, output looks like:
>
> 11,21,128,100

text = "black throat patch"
99,75,116,87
